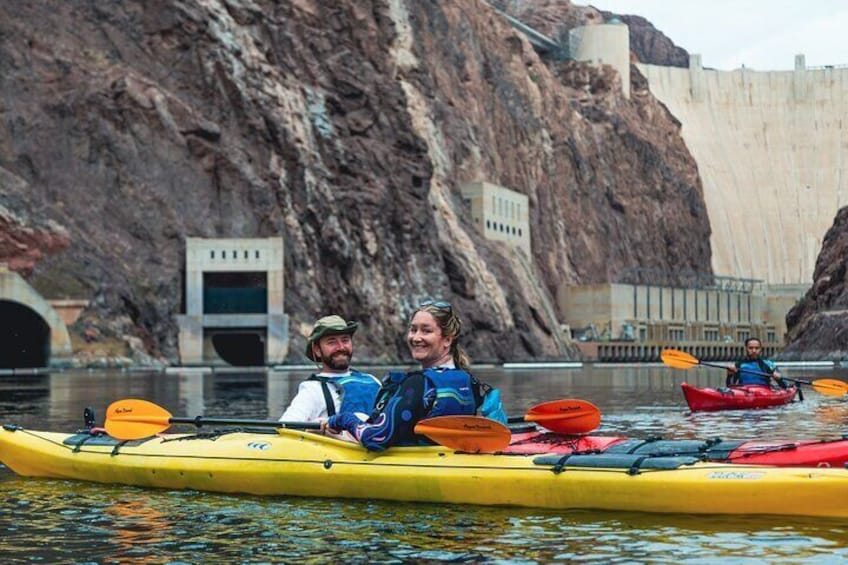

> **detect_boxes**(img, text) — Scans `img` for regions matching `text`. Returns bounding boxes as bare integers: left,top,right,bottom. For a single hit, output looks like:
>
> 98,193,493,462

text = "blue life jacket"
422,367,478,417
335,369,501,451
309,370,380,416
735,359,777,386
479,387,508,424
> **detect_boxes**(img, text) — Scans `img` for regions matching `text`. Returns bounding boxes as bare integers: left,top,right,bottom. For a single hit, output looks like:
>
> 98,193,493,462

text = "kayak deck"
506,431,848,468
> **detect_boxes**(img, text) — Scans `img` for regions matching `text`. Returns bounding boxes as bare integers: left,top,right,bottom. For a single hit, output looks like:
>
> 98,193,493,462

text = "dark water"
2,364,848,563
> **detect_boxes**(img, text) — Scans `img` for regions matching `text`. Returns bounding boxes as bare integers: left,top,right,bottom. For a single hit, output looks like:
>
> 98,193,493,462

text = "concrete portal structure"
460,182,531,255
568,22,630,98
639,56,848,284
559,281,804,352
0,264,72,368
177,238,288,366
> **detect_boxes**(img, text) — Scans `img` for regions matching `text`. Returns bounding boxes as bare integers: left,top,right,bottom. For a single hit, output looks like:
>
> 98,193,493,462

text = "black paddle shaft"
168,416,321,430
699,359,813,385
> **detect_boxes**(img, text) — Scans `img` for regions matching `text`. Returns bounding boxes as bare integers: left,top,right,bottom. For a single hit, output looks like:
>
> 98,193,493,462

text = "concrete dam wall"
638,56,848,285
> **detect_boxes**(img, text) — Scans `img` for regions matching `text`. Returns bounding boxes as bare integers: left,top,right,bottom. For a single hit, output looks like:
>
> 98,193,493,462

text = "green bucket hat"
305,315,358,361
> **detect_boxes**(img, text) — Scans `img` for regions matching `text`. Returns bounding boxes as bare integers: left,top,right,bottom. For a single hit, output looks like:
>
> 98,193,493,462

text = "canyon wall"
0,0,710,363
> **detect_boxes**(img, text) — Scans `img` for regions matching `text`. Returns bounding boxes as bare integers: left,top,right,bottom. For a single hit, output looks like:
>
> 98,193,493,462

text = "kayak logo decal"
707,471,765,480
247,441,271,451
462,422,495,431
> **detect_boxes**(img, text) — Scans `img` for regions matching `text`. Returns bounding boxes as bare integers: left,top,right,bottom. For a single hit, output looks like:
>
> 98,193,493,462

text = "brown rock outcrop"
0,0,710,363
489,0,601,43
782,207,848,360
0,169,70,276
601,13,689,67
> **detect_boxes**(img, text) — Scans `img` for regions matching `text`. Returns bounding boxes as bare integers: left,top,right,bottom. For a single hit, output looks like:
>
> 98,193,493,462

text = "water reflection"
814,404,848,428
2,365,848,562
102,497,173,563
2,479,847,563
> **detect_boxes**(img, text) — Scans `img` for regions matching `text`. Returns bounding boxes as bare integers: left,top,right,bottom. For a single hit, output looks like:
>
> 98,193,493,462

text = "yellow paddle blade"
524,399,601,434
105,398,173,440
812,379,848,397
414,415,511,453
661,349,700,369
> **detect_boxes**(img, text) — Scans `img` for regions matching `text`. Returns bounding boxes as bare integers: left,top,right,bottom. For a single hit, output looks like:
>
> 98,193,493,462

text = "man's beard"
323,351,351,371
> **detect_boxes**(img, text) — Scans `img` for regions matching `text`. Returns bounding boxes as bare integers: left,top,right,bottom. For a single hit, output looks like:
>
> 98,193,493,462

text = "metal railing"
616,267,763,292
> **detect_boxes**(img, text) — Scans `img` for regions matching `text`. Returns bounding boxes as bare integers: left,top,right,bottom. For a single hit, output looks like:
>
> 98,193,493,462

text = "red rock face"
782,207,848,360
0,0,711,362
0,179,70,276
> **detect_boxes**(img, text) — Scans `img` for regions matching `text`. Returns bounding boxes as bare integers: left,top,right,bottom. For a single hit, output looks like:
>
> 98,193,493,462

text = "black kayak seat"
533,452,701,475
603,438,746,460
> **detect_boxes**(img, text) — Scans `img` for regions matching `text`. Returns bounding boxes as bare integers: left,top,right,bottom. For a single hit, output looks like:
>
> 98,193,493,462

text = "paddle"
413,415,512,453
661,349,848,396
105,399,512,453
105,398,321,440
509,399,601,434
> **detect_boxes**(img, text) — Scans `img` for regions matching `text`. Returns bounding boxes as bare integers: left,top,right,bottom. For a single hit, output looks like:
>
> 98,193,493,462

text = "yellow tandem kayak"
1,425,848,518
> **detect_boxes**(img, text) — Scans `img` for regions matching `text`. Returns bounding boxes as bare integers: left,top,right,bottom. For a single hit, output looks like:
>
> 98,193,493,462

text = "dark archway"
211,331,265,366
0,300,51,368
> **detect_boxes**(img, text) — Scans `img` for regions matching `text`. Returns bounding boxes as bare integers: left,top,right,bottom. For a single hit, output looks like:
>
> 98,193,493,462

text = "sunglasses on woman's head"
419,299,452,312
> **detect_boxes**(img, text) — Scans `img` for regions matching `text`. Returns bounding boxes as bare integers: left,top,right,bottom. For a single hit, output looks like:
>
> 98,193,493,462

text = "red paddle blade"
661,349,700,369
104,398,173,440
524,399,601,434
414,415,511,453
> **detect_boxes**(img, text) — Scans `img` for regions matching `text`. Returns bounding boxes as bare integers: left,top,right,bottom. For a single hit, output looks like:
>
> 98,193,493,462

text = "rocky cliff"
491,0,690,67
0,171,70,276
601,13,689,67
782,207,848,360
0,0,710,364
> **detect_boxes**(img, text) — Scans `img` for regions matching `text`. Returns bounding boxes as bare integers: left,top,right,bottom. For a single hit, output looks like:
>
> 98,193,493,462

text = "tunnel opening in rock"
0,300,50,368
210,330,266,366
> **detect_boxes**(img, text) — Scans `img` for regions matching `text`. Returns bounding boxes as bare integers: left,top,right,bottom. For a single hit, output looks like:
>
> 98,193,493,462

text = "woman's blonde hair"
414,301,470,369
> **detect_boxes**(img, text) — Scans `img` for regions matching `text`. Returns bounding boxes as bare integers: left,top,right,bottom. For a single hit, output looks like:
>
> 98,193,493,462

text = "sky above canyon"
598,0,848,70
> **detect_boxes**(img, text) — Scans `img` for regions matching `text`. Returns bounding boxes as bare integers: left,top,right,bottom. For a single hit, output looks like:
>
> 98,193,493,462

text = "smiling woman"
325,300,505,450
407,300,468,369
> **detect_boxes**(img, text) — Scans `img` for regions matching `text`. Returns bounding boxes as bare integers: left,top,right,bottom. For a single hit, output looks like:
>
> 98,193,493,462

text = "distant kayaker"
279,315,381,440
323,300,506,451
726,337,787,388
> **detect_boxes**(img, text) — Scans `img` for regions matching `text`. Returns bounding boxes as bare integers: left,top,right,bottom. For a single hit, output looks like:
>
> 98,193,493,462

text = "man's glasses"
419,299,452,312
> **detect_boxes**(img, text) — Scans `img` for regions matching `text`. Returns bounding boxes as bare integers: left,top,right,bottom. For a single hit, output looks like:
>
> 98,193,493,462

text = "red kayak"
680,382,798,412
505,428,848,468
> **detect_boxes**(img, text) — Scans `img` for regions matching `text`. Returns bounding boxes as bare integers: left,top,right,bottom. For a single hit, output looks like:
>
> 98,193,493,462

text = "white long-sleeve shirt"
280,370,379,443
280,378,341,422
280,370,380,422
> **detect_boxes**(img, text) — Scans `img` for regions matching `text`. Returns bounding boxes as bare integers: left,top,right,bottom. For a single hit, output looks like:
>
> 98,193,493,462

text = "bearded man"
279,315,381,429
